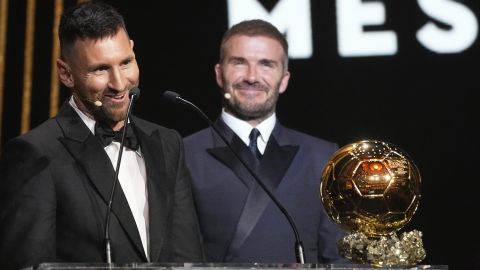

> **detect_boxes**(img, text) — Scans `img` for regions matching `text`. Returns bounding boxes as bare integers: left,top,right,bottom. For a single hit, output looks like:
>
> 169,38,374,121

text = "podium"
25,263,448,270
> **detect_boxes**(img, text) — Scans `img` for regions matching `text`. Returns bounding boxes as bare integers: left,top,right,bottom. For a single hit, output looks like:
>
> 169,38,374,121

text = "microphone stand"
164,91,305,263
104,89,140,264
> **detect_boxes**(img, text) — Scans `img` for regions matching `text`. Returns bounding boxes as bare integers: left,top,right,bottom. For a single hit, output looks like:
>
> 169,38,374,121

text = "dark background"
1,1,479,269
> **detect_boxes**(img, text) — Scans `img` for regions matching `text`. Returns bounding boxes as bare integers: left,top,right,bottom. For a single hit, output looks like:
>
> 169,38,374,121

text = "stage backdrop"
0,1,478,269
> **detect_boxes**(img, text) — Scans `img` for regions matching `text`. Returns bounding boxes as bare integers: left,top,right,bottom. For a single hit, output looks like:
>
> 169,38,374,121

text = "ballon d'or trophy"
320,140,426,267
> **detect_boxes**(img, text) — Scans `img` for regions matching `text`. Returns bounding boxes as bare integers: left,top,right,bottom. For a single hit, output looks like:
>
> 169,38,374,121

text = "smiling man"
183,20,347,263
216,33,289,125
0,2,202,269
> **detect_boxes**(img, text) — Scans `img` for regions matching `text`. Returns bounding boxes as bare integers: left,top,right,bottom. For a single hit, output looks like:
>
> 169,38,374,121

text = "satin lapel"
224,123,299,261
257,136,299,191
206,120,257,189
132,119,168,262
223,181,266,261
56,104,146,261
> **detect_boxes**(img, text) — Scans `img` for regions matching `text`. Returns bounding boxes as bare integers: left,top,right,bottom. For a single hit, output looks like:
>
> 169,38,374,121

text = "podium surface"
27,263,448,270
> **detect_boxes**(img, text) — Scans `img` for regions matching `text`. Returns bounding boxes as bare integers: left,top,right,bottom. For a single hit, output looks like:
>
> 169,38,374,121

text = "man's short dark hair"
219,19,289,69
59,1,127,58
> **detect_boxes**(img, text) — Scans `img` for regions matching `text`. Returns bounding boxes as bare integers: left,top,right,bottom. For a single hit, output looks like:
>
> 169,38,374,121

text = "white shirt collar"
221,108,276,150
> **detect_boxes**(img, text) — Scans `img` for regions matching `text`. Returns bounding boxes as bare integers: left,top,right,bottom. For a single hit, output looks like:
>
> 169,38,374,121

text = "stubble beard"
92,99,129,126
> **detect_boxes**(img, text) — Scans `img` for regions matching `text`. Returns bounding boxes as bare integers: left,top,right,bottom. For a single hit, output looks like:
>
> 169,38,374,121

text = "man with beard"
0,2,202,269
183,20,346,263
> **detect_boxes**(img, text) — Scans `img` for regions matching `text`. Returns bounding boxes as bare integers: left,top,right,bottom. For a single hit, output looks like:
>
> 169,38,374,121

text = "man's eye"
231,59,245,65
94,66,109,72
260,60,275,68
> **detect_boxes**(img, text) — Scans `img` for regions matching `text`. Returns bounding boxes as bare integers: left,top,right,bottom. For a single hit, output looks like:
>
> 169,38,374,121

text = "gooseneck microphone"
163,90,306,264
104,87,141,264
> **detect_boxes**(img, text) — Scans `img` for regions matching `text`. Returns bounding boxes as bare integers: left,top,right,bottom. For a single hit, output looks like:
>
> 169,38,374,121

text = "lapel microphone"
162,90,306,264
104,87,141,264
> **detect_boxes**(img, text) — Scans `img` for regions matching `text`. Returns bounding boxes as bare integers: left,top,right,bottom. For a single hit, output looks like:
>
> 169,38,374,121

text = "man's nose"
108,68,126,91
245,66,258,83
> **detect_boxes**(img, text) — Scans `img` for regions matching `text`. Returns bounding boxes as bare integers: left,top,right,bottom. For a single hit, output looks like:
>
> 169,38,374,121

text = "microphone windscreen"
129,87,141,99
163,91,181,104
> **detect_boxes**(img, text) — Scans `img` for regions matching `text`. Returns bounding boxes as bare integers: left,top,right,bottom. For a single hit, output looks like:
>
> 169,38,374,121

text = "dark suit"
0,102,203,270
183,119,346,263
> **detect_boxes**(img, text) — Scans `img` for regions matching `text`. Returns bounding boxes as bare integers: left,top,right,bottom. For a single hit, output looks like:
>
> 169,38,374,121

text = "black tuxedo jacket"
0,102,203,270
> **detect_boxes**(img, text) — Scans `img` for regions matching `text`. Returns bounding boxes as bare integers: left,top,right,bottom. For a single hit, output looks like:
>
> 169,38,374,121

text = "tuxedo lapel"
56,103,146,261
132,118,169,262
257,135,299,191
206,120,257,189
224,122,299,261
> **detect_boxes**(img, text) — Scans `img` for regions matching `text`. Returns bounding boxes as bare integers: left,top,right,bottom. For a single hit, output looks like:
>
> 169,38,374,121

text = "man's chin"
230,106,272,121
106,111,127,123
96,107,127,124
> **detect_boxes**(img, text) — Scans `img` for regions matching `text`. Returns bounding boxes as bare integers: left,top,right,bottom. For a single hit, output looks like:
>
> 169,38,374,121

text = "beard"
88,96,129,126
225,81,281,121
102,100,128,122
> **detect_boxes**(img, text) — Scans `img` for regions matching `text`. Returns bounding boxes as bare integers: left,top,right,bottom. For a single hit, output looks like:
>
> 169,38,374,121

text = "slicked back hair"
59,1,128,59
219,19,289,70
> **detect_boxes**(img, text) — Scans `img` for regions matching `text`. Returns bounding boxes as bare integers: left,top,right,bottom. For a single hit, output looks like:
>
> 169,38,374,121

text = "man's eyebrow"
259,59,279,66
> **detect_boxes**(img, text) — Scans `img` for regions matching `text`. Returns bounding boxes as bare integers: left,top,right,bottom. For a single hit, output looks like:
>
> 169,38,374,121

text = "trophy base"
338,230,426,267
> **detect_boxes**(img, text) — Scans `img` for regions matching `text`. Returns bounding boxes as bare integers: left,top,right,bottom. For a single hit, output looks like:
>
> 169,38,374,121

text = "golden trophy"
320,140,426,267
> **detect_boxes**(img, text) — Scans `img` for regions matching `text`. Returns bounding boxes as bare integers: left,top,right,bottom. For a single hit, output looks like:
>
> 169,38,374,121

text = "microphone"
104,87,140,264
76,87,142,107
162,90,306,264
128,87,141,102
74,94,103,107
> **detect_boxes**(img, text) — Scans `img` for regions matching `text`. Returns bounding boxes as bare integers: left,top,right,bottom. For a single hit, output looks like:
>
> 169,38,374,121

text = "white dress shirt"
221,109,276,154
69,97,150,260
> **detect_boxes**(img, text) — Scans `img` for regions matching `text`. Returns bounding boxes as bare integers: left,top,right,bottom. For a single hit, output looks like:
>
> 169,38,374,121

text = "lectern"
24,262,448,270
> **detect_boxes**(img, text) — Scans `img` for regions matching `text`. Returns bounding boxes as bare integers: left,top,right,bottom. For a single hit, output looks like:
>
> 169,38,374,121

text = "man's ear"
57,58,74,88
215,63,224,88
278,70,290,94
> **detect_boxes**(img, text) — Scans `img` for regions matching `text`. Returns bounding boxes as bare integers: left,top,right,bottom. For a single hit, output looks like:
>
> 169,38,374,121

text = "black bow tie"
94,122,139,150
